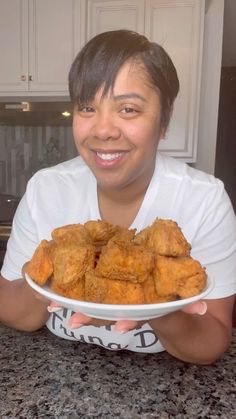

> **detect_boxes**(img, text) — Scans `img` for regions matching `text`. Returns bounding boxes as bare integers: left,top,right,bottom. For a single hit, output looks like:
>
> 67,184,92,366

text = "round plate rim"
25,273,214,313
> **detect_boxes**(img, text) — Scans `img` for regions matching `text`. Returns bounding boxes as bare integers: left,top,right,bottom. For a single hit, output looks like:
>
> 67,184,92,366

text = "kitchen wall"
193,0,236,176
213,0,236,212
222,0,236,67
215,67,236,212
0,125,77,197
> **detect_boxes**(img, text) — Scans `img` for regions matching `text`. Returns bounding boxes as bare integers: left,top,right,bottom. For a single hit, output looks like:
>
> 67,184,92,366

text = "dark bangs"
140,44,179,127
68,30,179,128
68,31,149,108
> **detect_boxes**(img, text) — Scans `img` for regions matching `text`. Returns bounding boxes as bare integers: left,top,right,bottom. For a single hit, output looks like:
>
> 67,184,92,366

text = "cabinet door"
0,0,28,92
86,0,145,40
145,0,205,161
28,0,84,92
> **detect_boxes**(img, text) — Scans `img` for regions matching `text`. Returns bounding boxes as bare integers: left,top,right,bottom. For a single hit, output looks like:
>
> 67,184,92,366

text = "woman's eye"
81,106,94,113
120,107,138,115
76,105,95,114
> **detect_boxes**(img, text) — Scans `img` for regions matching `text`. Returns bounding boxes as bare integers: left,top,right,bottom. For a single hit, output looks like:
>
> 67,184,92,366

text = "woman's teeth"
96,152,122,161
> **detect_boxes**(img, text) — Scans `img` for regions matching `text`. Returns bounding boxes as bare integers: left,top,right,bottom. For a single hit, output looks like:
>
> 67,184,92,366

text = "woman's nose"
92,113,121,141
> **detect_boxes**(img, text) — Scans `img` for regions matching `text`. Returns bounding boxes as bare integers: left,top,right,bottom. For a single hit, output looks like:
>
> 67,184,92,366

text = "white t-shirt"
2,152,236,353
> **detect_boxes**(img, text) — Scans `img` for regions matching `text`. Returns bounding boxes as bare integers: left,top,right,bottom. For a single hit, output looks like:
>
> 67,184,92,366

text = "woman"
0,30,235,364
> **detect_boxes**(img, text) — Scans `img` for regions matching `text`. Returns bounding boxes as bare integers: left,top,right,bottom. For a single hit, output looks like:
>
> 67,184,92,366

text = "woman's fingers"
47,301,207,332
67,312,140,331
67,312,113,329
47,301,63,312
114,319,139,333
182,300,207,315
68,312,92,328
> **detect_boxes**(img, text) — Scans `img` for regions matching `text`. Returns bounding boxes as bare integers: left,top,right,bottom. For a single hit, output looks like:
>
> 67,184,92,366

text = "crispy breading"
84,220,133,244
50,276,85,300
25,240,54,285
85,271,145,304
52,223,92,245
142,276,162,303
52,242,95,290
95,239,154,283
108,228,136,245
133,226,150,245
134,218,191,257
153,255,207,299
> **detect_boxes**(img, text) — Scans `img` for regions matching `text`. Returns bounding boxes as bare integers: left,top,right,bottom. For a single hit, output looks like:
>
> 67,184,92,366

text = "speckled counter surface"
0,325,235,419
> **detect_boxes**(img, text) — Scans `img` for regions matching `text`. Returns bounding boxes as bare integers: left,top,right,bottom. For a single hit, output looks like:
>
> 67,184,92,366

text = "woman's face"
73,61,165,194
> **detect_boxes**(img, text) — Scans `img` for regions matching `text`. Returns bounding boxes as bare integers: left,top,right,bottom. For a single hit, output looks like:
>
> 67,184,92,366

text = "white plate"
25,273,214,321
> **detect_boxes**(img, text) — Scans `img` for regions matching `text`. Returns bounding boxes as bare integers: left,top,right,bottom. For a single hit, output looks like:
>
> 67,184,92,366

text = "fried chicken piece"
134,218,191,257
153,255,207,299
53,241,95,290
85,271,145,304
28,219,204,306
142,276,163,303
142,275,177,303
51,276,85,300
108,228,136,245
25,240,54,285
52,223,92,245
95,238,154,283
133,226,150,245
84,220,136,260
84,220,127,244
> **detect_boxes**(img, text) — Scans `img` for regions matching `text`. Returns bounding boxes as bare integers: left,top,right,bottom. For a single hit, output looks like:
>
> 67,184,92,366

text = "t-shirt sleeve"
190,181,236,299
1,179,39,281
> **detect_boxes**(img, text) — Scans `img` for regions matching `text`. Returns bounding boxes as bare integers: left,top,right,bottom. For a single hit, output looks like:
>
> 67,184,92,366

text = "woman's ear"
160,104,174,139
160,125,167,140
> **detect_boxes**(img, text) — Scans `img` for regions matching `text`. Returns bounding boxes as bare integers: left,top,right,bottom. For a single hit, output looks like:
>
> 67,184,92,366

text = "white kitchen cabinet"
0,0,28,93
0,0,85,95
86,0,205,161
0,0,206,161
145,0,205,160
86,0,145,37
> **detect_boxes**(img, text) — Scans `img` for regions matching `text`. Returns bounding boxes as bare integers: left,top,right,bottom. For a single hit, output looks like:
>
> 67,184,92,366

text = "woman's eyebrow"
113,93,147,102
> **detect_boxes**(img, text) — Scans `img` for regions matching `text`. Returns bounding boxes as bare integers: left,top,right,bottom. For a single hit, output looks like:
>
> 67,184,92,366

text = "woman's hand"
47,301,139,332
182,300,207,315
47,300,208,333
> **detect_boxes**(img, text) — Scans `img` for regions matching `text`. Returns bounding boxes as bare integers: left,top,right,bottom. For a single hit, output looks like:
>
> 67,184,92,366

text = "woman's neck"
97,180,150,228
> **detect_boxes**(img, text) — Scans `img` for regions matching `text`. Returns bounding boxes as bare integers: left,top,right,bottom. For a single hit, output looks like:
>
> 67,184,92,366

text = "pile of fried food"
25,218,207,305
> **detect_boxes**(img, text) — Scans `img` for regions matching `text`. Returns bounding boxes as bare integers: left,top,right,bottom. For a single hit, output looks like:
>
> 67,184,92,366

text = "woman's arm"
0,274,49,332
148,296,234,364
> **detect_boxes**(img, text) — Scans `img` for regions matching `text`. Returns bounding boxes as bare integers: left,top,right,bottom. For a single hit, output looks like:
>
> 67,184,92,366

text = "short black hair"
69,30,179,128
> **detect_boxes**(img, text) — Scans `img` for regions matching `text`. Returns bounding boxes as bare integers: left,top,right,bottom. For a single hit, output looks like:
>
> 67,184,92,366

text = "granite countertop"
0,325,235,419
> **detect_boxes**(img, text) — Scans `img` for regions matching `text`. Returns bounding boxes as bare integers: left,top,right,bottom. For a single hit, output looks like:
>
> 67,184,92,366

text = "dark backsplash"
0,124,77,197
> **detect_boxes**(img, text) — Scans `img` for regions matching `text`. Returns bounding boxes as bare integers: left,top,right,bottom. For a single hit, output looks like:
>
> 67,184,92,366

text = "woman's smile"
93,150,128,168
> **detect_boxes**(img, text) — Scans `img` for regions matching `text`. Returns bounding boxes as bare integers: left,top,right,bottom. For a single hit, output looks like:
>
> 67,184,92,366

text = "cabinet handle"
29,75,33,81
21,75,26,81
